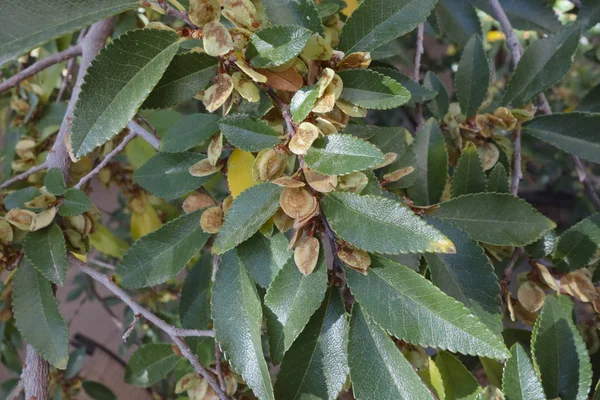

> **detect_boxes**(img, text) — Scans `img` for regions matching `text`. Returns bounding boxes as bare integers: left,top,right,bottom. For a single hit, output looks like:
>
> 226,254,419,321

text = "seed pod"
336,99,367,117
294,236,320,275
315,117,337,135
207,132,223,166
293,199,319,229
189,158,222,177
383,166,415,184
203,74,234,112
176,373,203,394
289,122,319,155
222,195,234,215
513,301,538,327
232,71,260,102
324,25,340,48
401,346,429,371
373,152,398,169
316,68,335,97
15,138,36,160
506,292,516,322
336,52,371,71
188,0,220,27
337,245,371,275
203,21,234,56
200,206,224,234
313,85,336,114
267,57,297,73
477,142,500,171
329,74,343,100
272,176,305,188
279,187,316,219
234,57,267,83
535,262,559,291
301,34,333,61
517,281,545,312
322,106,349,129
222,0,260,31
561,270,598,302
24,193,56,209
0,220,14,244
338,171,368,194
493,107,517,130
252,148,288,181
65,228,90,254
288,228,303,250
183,193,216,213
481,386,505,400
30,207,57,232
223,89,239,116
5,208,35,231
273,208,294,233
304,168,337,193
511,104,536,122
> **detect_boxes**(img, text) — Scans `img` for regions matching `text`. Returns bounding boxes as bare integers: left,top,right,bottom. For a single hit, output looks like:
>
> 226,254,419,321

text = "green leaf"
261,0,323,35
213,183,284,254
0,0,138,66
59,188,92,216
436,351,482,400
470,0,561,33
71,29,180,157
338,69,411,110
503,26,580,107
133,152,208,200
424,217,503,334
246,25,312,68
452,142,487,197
304,134,385,175
455,35,489,117
346,255,510,359
321,192,455,254
433,193,556,246
179,255,212,331
89,224,129,259
238,90,274,117
264,243,328,364
4,188,41,210
12,262,69,369
44,168,66,196
124,343,179,387
143,52,218,109
578,83,600,113
338,0,438,53
160,113,220,153
219,114,282,152
65,347,87,380
274,288,348,400
553,214,600,272
406,119,448,206
212,250,274,400
521,113,600,164
371,67,437,106
525,231,556,259
502,343,545,400
435,0,481,45
238,232,291,288
116,210,210,288
531,296,592,400
423,71,450,118
348,304,435,400
290,85,319,123
82,381,117,400
486,163,509,193
23,223,67,285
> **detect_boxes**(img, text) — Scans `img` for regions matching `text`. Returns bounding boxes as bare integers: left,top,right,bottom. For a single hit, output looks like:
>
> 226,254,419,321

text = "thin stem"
127,120,160,150
215,343,227,392
0,45,82,94
154,0,198,29
489,0,523,66
413,23,425,130
122,314,141,342
0,162,48,190
510,126,522,195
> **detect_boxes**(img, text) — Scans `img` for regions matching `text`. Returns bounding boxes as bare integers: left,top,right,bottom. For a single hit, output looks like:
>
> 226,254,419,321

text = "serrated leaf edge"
23,222,67,285
339,69,412,110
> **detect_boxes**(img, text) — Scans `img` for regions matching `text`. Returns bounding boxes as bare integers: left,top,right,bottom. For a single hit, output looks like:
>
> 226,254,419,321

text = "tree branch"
489,0,522,66
0,45,83,94
21,345,50,400
154,0,199,29
127,120,160,150
0,163,48,190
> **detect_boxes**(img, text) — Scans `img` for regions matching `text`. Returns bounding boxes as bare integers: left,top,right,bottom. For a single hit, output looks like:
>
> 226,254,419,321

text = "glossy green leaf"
117,210,210,288
212,250,274,400
124,343,179,387
219,114,282,152
321,192,454,254
339,0,438,53
423,71,450,118
44,168,66,196
486,163,509,193
525,231,556,259
59,188,92,216
160,113,220,153
452,142,487,197
531,296,592,400
435,0,481,45
261,0,323,34
470,0,561,33
425,217,502,334
348,304,435,400
554,214,600,272
455,35,489,117
503,26,580,107
290,85,319,123
433,193,555,246
522,113,600,164
274,288,348,400
246,25,312,68
0,0,138,66
23,223,67,285
213,183,284,254
304,134,385,175
346,255,510,359
82,381,117,400
406,119,448,206
436,351,482,400
238,232,291,288
133,152,208,200
3,187,41,210
238,90,274,117
179,255,212,332
264,243,328,364
371,67,437,106
71,29,180,157
578,83,600,113
338,69,411,110
143,52,218,109
502,343,545,400
13,262,69,369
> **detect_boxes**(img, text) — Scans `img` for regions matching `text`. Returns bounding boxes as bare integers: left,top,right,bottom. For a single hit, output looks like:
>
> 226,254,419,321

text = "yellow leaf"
419,356,446,400
130,196,162,240
89,224,130,259
487,31,506,43
342,0,358,16
71,252,87,263
126,137,157,170
227,149,258,198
